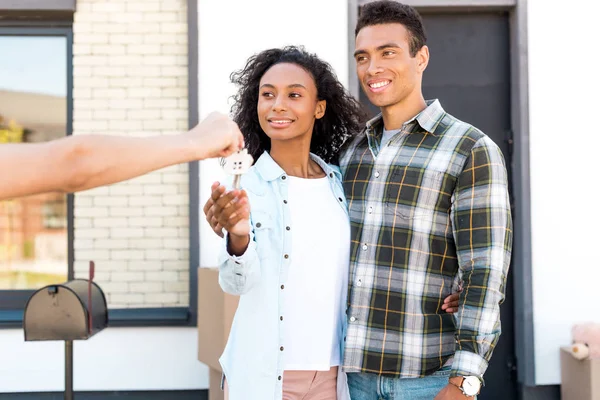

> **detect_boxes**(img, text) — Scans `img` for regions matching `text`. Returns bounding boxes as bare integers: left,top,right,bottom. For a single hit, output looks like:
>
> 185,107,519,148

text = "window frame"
0,25,74,327
0,3,200,327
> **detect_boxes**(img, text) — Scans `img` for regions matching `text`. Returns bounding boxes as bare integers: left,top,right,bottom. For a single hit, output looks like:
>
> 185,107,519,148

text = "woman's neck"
269,139,325,179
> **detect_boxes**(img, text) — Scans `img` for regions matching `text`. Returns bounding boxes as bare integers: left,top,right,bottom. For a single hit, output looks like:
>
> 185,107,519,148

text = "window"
0,29,73,322
0,2,198,326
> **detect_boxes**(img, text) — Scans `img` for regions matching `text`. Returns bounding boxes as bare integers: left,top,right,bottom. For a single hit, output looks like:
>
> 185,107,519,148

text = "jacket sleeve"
217,215,262,296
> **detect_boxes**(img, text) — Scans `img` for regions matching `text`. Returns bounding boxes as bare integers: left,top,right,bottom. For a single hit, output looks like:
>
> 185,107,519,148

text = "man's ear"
416,45,429,73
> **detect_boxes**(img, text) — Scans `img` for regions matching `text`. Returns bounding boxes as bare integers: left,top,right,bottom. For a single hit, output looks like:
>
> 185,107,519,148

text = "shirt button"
338,197,343,202
329,172,333,178
283,200,288,204
280,316,283,321
350,317,356,322
286,226,290,231
362,244,368,251
281,285,285,289
284,254,289,259
368,206,373,214
280,346,284,351
256,222,262,228
374,171,380,178
282,176,287,180
278,376,282,381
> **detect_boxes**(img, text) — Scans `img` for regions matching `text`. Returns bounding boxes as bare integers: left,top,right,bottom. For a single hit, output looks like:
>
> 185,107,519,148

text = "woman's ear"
315,100,326,119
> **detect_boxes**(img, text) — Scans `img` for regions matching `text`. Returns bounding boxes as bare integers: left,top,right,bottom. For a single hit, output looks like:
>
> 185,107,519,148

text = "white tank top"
282,175,350,371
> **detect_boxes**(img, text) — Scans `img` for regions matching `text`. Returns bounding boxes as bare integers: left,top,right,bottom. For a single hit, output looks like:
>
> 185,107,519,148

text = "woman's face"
257,62,325,143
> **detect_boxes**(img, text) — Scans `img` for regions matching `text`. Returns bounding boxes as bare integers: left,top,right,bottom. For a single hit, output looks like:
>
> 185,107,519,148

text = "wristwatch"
449,376,481,397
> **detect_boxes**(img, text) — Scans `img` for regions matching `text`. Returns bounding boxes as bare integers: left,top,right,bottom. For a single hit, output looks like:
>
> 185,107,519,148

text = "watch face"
462,376,481,396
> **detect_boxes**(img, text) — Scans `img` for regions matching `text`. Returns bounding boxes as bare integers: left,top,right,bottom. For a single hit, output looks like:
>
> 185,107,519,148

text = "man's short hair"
355,1,427,57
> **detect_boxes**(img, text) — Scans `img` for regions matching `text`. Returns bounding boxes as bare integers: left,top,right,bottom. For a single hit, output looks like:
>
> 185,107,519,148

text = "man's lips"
366,79,391,93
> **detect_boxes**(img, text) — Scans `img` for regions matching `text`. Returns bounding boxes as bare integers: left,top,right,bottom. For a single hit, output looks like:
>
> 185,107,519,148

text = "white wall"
0,328,207,392
528,0,600,385
197,0,350,267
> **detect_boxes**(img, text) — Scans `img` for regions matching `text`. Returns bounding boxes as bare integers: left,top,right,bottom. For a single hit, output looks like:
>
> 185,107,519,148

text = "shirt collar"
365,99,445,135
254,151,341,182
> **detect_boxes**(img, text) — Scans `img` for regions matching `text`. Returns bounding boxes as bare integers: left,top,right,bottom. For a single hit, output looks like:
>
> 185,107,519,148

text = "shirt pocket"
383,168,451,233
250,211,275,260
251,211,273,231
384,167,443,209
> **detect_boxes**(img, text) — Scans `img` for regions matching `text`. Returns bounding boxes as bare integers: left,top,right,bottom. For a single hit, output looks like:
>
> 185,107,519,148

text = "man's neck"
380,93,427,131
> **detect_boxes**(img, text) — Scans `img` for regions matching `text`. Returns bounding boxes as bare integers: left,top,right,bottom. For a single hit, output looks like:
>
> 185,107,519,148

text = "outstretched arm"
0,112,243,200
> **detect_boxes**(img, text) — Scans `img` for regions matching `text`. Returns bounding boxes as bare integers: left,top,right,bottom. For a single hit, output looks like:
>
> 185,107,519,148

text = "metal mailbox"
23,279,107,341
22,261,106,400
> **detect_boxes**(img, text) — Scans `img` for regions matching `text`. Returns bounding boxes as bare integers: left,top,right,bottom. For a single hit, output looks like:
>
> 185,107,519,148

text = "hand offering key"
222,148,253,189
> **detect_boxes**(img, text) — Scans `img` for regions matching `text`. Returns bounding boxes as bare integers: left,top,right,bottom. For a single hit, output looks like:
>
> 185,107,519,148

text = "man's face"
354,23,428,110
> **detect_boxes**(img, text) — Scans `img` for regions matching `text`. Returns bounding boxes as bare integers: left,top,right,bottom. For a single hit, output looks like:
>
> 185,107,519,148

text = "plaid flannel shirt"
339,99,513,381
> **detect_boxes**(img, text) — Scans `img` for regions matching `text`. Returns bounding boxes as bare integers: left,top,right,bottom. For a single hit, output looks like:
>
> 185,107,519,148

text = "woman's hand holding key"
205,148,254,255
211,187,251,256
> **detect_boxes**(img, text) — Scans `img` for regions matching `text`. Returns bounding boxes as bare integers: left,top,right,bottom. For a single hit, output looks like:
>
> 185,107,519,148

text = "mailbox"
23,261,106,400
23,279,107,341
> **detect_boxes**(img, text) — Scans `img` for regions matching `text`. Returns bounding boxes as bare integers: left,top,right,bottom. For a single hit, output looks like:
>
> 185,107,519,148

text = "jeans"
347,366,462,400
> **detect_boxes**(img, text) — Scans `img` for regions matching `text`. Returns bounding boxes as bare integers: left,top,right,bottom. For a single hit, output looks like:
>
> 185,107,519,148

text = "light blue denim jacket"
218,151,350,400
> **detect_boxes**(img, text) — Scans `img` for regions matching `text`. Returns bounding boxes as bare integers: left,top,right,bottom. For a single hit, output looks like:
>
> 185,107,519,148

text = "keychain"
222,148,253,189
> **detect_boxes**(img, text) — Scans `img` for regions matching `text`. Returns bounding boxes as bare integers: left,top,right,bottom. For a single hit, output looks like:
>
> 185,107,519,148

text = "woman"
207,46,459,400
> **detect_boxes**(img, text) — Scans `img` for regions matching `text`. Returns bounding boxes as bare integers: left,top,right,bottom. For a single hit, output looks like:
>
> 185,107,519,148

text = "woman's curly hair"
229,46,367,164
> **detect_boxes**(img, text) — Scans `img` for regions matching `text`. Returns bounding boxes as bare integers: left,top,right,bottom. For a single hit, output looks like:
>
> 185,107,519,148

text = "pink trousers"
225,367,338,400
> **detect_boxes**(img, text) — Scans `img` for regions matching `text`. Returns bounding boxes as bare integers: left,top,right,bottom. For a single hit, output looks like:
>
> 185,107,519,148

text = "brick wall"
72,0,190,308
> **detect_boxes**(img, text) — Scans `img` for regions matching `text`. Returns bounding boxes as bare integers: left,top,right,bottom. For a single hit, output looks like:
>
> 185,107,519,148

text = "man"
204,2,512,399
0,111,243,201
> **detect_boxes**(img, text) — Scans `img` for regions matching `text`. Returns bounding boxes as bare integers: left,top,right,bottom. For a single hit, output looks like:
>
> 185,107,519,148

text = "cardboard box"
197,268,239,400
209,368,224,400
560,347,600,400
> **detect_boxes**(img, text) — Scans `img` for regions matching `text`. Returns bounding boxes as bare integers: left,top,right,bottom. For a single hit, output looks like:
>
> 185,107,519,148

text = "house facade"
0,0,597,399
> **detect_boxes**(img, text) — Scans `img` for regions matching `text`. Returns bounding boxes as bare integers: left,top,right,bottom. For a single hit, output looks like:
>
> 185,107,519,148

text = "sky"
0,36,67,97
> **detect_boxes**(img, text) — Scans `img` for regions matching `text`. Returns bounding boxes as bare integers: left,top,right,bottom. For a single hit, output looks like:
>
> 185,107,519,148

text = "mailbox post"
23,261,107,400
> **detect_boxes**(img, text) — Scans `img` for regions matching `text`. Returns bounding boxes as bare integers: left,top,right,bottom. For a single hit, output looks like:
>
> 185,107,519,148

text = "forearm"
0,134,196,200
0,139,74,199
64,134,196,192
227,234,250,256
451,268,504,378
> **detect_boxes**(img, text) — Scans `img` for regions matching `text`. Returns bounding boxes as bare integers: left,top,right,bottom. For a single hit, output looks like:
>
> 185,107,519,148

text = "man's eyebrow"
353,49,366,58
354,43,402,58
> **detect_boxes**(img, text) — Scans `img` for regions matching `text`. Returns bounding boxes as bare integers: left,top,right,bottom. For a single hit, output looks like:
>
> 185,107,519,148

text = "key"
222,148,253,189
